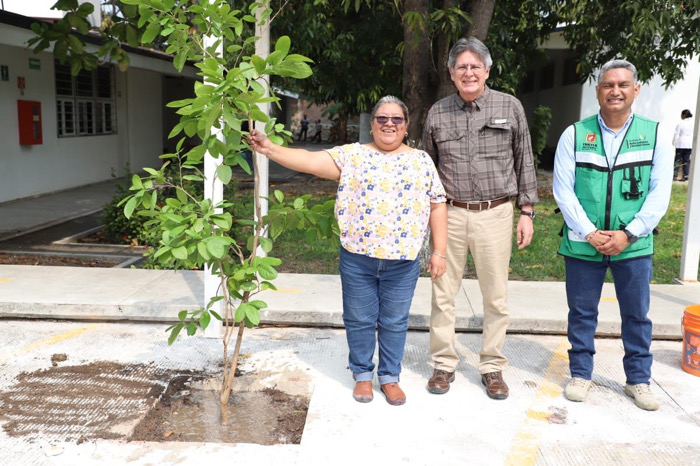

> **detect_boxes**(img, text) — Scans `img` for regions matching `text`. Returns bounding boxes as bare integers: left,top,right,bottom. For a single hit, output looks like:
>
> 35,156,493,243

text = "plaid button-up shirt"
422,87,538,208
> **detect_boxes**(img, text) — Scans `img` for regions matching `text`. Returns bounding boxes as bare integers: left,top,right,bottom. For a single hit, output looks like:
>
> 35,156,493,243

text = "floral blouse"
327,143,446,260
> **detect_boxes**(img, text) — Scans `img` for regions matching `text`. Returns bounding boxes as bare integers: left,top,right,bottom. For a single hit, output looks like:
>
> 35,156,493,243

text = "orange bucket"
682,305,700,376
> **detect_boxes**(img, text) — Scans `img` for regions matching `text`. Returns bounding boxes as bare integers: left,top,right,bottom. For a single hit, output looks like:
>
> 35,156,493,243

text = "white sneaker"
564,377,592,402
624,383,659,411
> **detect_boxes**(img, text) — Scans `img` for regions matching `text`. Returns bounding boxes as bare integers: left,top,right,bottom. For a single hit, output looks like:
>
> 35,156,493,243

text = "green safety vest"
558,114,658,261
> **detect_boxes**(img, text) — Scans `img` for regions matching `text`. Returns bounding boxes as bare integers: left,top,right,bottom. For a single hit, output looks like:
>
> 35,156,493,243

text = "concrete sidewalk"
2,321,700,466
0,265,698,339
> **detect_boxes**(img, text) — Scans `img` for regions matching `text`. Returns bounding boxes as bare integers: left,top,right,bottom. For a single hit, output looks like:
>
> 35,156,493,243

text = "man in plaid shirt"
422,37,538,400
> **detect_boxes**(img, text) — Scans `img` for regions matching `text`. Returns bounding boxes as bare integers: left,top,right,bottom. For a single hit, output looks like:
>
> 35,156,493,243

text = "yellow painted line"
272,288,303,293
504,337,570,466
601,297,618,302
0,324,100,363
0,279,11,283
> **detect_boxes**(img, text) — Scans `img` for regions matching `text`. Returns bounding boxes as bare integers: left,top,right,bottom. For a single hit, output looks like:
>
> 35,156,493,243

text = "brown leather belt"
447,196,510,211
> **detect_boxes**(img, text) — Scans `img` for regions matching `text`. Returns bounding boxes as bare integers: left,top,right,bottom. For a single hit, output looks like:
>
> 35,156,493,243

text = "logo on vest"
582,133,598,150
626,134,651,148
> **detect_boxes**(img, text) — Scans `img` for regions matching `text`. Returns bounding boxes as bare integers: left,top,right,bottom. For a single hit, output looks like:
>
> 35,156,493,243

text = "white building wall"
0,43,171,203
2,0,102,27
0,44,121,203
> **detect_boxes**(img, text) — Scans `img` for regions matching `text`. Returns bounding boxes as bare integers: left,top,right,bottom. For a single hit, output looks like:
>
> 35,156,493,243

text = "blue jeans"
339,247,420,385
565,255,654,385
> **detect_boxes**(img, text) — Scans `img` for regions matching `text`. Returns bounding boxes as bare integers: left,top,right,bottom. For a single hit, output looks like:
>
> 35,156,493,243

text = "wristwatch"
520,210,536,219
623,229,638,244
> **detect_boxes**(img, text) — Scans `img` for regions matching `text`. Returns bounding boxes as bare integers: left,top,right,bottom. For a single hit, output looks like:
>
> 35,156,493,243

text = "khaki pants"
430,202,513,374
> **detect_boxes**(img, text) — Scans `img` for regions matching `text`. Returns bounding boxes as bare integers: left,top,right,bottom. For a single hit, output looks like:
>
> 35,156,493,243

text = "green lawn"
269,174,690,284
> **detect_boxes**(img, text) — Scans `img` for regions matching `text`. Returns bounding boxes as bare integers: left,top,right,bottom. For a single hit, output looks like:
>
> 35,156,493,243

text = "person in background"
553,59,673,411
248,95,448,406
422,37,538,400
312,119,323,142
298,114,310,141
673,109,694,181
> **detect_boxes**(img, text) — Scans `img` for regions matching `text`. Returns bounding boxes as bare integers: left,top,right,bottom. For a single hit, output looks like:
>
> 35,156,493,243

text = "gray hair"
597,59,638,84
370,95,409,122
447,37,492,70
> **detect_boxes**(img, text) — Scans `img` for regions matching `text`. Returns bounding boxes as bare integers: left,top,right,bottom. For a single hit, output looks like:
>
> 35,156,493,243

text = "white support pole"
203,18,224,338
254,6,270,248
678,81,700,283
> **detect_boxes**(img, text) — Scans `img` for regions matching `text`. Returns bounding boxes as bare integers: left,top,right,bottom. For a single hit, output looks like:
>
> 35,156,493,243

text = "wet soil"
0,359,308,445
130,375,308,444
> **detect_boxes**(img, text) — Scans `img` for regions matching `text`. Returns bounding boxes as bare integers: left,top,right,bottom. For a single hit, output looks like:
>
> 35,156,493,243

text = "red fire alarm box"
17,100,43,145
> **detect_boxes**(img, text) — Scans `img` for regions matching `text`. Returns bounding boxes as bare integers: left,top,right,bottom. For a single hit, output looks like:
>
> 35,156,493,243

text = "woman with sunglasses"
248,95,447,406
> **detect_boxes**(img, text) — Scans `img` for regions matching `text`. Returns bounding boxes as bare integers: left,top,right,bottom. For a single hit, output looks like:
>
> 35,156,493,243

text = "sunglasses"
374,116,405,125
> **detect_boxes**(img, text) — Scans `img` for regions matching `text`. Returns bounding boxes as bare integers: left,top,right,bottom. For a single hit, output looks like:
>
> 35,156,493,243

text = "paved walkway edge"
0,266,696,338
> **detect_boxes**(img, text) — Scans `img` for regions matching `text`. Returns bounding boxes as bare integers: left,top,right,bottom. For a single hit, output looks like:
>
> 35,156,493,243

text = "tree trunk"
436,0,496,99
464,0,495,41
402,0,433,147
435,0,458,100
402,0,496,143
338,113,348,143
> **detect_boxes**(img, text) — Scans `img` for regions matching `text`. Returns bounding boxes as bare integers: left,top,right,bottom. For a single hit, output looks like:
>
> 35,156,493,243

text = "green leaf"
260,256,282,266
274,190,284,203
172,246,188,260
142,21,161,44
248,300,267,310
235,303,253,323
199,311,211,330
274,35,291,56
206,236,229,258
67,34,84,54
197,242,210,261
76,2,94,15
251,55,266,75
124,196,138,219
259,236,273,253
167,324,183,345
240,281,257,292
131,174,143,190
245,307,260,326
216,164,232,184
260,281,277,291
258,264,277,280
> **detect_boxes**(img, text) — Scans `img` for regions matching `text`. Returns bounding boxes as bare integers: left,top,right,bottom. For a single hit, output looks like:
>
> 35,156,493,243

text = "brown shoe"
481,371,509,400
380,382,406,406
353,381,373,403
427,369,455,394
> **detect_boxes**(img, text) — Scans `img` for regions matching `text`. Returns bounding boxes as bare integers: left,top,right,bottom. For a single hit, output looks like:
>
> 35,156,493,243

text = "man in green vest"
552,59,673,411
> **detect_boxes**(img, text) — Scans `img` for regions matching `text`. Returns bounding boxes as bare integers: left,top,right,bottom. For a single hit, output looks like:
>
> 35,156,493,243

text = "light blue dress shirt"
553,112,673,239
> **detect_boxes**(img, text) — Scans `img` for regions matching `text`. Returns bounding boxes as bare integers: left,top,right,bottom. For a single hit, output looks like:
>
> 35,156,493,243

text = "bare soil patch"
0,252,121,267
0,359,308,445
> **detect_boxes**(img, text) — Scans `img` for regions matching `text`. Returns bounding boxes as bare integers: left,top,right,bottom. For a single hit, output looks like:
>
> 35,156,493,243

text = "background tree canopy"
31,0,700,142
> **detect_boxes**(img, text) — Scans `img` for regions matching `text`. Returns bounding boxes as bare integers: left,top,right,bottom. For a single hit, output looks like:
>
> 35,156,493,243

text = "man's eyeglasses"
455,64,485,74
374,116,405,125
